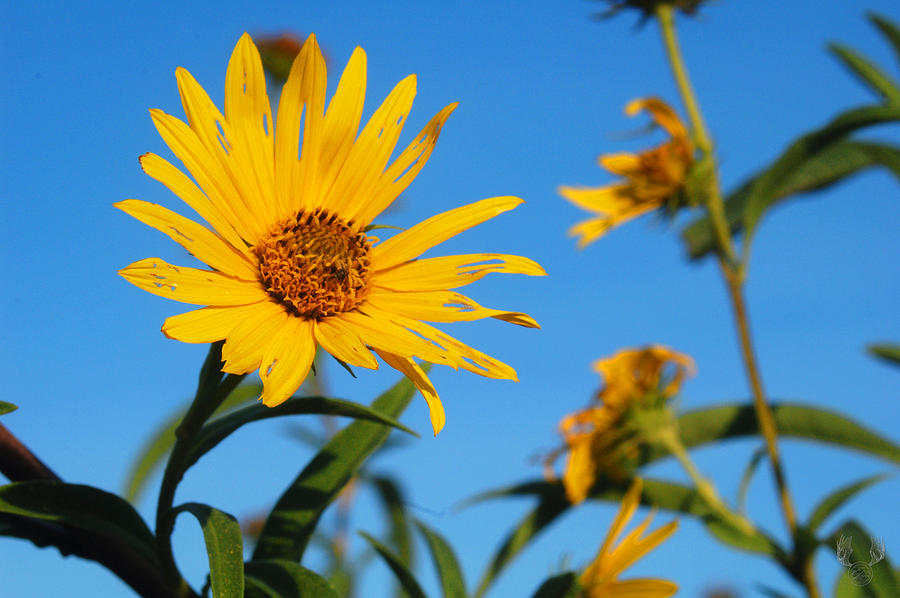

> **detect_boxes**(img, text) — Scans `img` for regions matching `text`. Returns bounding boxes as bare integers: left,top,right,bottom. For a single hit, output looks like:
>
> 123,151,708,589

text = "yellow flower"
548,346,693,504
559,98,693,248
578,479,678,598
117,34,545,435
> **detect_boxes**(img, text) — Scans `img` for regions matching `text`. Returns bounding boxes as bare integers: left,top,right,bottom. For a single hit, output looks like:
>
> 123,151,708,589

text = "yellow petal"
599,152,642,176
259,317,316,407
603,579,678,598
605,518,679,580
314,317,378,369
118,258,267,306
568,217,613,249
366,287,539,328
149,110,257,243
558,184,632,215
323,74,417,219
599,479,643,557
338,309,453,367
562,435,597,504
224,33,276,225
275,34,327,217
371,196,523,270
375,350,446,436
221,301,289,374
138,152,251,261
372,253,546,291
162,303,268,343
353,102,458,224
115,200,257,279
360,304,517,380
175,67,270,237
625,97,689,144
318,47,367,204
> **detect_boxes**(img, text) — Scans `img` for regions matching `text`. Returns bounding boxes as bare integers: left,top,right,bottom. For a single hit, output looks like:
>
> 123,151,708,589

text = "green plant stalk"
655,6,820,598
656,426,756,536
154,342,244,598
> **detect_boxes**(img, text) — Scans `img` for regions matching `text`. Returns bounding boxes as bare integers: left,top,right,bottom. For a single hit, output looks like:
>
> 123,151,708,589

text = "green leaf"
869,13,900,70
736,446,767,514
529,571,579,598
369,475,415,576
0,481,157,565
415,519,467,598
172,503,243,598
123,384,261,503
185,396,418,477
756,585,799,598
742,103,900,248
469,477,781,598
829,43,900,104
471,482,571,598
0,401,18,415
252,375,419,562
829,520,898,598
683,139,900,259
244,559,342,598
808,474,891,532
359,531,428,598
867,344,900,368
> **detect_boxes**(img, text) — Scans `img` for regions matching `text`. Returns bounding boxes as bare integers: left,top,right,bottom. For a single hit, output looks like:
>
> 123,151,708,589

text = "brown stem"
0,423,60,482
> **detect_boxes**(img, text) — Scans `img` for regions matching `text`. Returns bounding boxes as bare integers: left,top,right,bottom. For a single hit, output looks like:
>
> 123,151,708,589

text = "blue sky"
2,1,898,596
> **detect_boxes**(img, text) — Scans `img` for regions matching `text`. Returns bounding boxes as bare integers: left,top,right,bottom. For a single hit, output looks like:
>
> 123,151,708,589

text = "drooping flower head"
546,346,694,503
117,34,545,435
578,478,678,598
559,98,693,247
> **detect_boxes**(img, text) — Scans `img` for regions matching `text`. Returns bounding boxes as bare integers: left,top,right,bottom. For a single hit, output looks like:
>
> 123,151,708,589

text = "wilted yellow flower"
548,346,694,503
117,34,545,435
559,98,693,247
578,478,678,598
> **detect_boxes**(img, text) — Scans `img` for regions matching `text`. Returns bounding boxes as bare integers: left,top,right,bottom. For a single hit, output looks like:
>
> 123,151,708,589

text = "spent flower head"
117,34,545,435
560,98,693,247
546,346,694,503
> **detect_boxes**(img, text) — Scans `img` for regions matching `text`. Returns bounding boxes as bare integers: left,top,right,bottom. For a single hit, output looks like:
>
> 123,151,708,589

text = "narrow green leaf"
370,475,414,572
244,559,341,598
737,446,767,514
0,401,18,415
471,482,571,598
252,375,418,562
173,503,243,598
683,139,900,259
808,474,891,532
529,571,579,598
185,396,417,476
743,105,900,246
829,521,898,598
0,481,157,565
359,531,428,598
123,384,261,503
756,585,799,598
869,13,900,69
829,43,900,103
415,519,467,598
867,344,900,368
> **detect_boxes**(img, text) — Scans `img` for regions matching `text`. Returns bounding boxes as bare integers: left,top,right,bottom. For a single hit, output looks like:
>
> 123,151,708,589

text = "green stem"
657,426,755,537
655,7,819,598
154,342,244,598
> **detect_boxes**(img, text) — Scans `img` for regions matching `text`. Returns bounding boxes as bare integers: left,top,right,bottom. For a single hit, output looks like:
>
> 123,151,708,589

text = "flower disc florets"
254,208,371,318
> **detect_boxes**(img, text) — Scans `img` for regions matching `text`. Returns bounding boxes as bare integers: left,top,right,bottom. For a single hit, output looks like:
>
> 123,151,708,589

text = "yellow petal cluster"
118,33,545,435
549,346,694,504
559,98,693,247
578,479,678,598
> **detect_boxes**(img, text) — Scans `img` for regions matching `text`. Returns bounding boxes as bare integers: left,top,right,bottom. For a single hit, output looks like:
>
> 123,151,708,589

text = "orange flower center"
254,209,371,318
